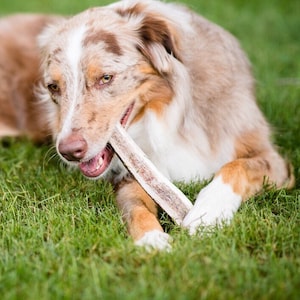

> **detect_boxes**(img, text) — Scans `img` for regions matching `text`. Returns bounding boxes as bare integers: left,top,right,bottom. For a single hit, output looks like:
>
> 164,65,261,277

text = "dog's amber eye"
99,74,113,85
47,83,60,94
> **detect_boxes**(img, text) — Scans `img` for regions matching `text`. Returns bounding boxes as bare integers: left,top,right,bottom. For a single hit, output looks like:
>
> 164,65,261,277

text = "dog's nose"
58,135,88,161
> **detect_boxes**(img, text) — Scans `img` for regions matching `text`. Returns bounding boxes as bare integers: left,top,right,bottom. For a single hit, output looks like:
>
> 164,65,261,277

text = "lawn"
0,0,300,299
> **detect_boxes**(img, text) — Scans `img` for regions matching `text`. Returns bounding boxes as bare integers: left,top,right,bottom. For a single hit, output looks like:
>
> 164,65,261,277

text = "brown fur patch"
117,4,181,61
116,179,163,241
48,66,63,84
53,47,62,55
138,14,181,61
216,159,255,198
133,80,173,123
229,130,295,197
217,153,291,200
83,29,123,56
115,3,145,17
130,63,173,123
235,129,269,159
85,62,102,85
88,112,96,124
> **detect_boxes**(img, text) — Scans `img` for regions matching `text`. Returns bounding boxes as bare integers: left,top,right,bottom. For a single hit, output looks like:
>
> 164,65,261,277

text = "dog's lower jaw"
79,145,114,179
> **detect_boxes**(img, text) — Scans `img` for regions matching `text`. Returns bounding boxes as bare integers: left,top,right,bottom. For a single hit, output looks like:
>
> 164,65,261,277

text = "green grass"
0,0,300,299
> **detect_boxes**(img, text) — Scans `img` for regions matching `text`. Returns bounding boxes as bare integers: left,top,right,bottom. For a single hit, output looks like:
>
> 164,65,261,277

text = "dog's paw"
182,176,242,235
135,230,172,252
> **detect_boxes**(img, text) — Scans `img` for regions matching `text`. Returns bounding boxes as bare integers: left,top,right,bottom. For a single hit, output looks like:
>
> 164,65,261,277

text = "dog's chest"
127,115,232,182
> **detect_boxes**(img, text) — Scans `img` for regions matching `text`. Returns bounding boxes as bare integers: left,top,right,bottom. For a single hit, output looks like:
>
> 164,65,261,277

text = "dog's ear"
136,14,181,73
116,3,181,74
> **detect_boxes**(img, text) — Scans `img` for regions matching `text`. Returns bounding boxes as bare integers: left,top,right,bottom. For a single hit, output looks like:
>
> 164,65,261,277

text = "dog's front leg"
182,174,242,235
116,179,172,251
182,151,293,235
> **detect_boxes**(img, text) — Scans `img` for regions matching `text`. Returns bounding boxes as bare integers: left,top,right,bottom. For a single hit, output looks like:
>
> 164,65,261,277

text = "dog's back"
0,14,59,141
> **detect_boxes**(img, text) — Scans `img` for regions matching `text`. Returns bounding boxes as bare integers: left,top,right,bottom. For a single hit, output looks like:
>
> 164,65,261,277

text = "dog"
37,0,295,250
0,14,59,142
1,0,293,251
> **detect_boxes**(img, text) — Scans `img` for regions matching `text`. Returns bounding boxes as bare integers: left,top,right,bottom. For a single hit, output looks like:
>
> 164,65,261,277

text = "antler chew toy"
110,124,193,225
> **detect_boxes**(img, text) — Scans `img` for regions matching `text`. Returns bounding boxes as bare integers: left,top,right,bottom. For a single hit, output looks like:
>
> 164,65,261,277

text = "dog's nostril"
58,137,87,162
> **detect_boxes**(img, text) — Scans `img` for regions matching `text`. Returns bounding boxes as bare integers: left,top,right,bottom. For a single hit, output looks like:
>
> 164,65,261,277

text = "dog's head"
39,0,182,178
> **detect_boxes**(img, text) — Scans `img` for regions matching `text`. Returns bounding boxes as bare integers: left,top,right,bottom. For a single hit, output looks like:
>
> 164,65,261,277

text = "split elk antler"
110,124,193,225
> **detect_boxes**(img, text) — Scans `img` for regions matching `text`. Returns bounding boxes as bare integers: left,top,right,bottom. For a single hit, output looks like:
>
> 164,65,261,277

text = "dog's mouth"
78,102,134,178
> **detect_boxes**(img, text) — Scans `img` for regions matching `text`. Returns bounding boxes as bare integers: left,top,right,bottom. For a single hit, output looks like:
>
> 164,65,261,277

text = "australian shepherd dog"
0,0,294,250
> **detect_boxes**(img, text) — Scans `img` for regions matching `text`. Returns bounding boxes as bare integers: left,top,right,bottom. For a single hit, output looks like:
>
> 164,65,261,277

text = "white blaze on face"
57,25,86,141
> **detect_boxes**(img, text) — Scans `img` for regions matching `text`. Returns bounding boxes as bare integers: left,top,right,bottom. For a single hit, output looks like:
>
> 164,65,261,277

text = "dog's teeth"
98,157,104,167
94,157,104,171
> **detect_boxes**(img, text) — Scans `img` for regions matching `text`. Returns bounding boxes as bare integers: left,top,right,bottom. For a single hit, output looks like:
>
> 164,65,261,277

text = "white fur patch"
58,25,86,140
135,230,172,252
127,110,227,182
66,26,86,75
182,175,242,235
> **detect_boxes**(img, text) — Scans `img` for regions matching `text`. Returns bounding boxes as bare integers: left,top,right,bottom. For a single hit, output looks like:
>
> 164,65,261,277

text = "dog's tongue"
79,146,114,178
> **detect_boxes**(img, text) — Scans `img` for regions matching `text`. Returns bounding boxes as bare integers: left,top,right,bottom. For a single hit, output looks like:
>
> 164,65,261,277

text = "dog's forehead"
47,8,135,67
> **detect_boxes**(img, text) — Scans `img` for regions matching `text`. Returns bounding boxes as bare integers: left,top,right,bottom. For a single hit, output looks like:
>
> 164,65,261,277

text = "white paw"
135,230,172,252
182,176,242,235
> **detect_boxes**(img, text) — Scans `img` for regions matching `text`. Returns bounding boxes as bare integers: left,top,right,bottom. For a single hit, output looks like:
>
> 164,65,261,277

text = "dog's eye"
47,83,60,94
99,74,113,85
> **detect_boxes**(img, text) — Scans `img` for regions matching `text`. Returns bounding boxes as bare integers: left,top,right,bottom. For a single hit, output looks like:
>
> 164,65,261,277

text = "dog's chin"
77,102,135,179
